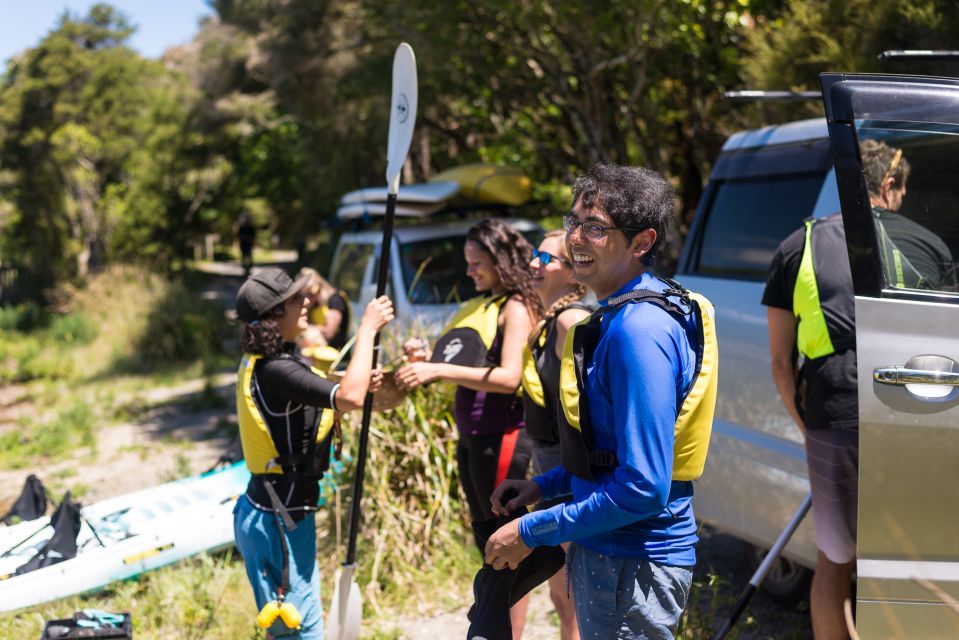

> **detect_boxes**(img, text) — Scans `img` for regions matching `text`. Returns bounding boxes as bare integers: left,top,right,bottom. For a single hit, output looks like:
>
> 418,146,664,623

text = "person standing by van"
395,218,540,638
486,165,715,639
233,267,393,640
860,140,954,290
521,230,590,640
763,212,858,640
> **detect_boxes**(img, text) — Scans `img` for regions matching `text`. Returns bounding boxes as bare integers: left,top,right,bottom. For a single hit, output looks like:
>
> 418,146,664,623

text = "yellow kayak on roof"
431,163,532,207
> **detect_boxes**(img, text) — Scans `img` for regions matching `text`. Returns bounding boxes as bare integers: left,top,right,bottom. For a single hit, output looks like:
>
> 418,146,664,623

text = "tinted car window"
330,243,373,301
400,236,476,304
695,172,825,280
857,122,959,294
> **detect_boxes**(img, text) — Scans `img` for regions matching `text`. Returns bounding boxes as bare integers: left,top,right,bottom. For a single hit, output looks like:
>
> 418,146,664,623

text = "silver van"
328,218,543,338
677,117,838,596
682,72,959,638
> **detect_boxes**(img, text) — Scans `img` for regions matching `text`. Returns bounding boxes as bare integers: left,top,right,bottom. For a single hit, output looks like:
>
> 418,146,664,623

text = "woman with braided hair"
396,218,541,638
521,230,591,639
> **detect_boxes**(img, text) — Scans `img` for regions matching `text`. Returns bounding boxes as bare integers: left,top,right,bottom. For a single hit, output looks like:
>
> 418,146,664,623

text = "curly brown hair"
467,219,544,320
240,304,285,356
860,139,911,196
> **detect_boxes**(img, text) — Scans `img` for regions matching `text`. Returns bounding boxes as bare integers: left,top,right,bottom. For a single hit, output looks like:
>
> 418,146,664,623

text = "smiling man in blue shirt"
486,164,698,639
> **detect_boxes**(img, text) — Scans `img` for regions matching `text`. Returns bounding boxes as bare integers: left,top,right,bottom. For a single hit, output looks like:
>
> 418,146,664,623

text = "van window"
330,243,373,301
694,173,825,280
400,236,476,304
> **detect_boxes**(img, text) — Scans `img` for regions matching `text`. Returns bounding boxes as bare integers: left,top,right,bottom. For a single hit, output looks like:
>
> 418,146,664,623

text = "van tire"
745,544,813,603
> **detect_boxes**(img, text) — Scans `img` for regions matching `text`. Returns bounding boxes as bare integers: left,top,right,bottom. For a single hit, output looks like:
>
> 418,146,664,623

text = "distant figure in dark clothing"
860,140,954,290
237,212,257,278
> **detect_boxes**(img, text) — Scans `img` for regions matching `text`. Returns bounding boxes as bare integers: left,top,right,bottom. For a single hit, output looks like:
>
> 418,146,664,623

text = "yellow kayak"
431,163,532,207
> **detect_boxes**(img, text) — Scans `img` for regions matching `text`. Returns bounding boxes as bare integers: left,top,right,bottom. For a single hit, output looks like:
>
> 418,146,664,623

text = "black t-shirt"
874,208,954,291
246,344,339,516
327,293,349,350
762,214,858,431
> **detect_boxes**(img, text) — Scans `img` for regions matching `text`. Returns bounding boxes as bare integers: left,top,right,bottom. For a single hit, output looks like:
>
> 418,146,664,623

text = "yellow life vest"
236,354,336,475
429,294,508,367
558,280,718,482
520,329,547,408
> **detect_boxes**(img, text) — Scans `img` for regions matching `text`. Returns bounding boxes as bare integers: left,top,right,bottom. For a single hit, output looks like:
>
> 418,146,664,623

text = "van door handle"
873,367,959,386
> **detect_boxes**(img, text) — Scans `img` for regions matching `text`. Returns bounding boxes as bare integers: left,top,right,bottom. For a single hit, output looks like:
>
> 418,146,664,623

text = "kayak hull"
0,463,250,612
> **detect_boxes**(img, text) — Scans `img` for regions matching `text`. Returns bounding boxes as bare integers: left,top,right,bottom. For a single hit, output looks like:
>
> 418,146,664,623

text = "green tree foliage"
4,0,959,300
0,5,191,295
745,0,959,119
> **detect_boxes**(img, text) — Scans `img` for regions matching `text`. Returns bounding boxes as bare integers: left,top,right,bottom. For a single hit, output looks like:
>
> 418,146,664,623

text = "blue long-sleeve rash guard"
517,272,700,566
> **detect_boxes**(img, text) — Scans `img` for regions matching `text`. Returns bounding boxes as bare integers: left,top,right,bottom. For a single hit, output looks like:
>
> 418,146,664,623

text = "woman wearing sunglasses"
522,230,591,640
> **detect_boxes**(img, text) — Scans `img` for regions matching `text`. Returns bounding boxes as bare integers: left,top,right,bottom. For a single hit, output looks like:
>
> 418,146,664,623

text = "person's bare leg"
547,568,579,640
811,551,855,639
510,594,530,640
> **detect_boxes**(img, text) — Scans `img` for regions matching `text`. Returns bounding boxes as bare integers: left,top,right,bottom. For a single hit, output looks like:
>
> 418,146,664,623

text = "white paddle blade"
385,43,418,195
327,564,362,640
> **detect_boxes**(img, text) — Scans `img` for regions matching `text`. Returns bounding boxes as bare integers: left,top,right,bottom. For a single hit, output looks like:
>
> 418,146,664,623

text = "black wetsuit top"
246,343,339,519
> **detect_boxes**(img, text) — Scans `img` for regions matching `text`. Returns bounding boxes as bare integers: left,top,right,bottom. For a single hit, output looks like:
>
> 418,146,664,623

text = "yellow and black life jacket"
236,353,336,476
521,303,593,443
309,289,352,326
429,294,508,367
792,216,857,360
558,279,718,482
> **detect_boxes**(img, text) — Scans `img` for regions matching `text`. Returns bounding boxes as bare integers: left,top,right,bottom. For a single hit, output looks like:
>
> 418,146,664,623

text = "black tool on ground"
878,50,959,62
15,492,83,576
712,493,813,640
1,474,49,524
40,610,132,639
466,490,566,640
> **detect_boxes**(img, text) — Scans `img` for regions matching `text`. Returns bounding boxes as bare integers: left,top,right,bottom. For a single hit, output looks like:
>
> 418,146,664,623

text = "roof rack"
878,50,959,62
722,90,821,103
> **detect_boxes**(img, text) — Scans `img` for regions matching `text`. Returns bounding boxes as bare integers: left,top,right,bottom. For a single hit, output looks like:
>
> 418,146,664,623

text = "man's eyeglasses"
530,248,571,267
563,215,646,240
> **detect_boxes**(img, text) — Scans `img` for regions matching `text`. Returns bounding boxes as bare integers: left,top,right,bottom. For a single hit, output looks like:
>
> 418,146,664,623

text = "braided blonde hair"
529,230,588,346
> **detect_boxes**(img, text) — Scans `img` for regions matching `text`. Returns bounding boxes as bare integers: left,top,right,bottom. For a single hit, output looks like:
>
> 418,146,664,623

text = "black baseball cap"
235,267,311,323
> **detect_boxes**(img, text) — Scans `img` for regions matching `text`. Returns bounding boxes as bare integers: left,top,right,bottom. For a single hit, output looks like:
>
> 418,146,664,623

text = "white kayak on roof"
339,180,459,205
0,462,250,613
335,200,444,221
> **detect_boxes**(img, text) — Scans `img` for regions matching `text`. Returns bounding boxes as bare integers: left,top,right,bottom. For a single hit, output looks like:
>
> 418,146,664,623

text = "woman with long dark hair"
395,218,541,638
233,267,393,640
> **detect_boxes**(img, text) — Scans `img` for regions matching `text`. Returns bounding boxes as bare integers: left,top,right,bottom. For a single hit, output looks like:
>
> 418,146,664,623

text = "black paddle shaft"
345,192,397,566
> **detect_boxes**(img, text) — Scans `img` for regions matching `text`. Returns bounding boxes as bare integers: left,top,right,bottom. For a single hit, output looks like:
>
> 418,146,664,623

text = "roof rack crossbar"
878,50,959,62
722,90,821,103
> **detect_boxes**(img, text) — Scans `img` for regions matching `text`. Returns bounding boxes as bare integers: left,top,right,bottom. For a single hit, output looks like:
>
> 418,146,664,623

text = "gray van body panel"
677,121,841,568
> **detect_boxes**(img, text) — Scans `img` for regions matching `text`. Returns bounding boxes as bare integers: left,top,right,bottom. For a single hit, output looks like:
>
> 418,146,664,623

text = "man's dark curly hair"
466,218,544,319
572,163,675,266
240,304,285,356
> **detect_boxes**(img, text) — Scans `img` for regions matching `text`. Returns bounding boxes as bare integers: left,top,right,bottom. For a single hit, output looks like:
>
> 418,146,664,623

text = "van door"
821,72,959,638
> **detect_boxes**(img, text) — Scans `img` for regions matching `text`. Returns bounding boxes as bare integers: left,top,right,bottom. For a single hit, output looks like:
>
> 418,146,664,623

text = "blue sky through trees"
2,0,211,68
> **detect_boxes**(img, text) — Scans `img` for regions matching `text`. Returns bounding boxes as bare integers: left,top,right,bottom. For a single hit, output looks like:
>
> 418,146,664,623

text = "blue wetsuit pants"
234,495,323,639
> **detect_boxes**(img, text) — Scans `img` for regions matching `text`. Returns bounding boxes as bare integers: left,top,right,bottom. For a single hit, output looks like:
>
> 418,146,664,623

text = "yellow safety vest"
236,354,336,475
558,281,718,482
429,294,507,367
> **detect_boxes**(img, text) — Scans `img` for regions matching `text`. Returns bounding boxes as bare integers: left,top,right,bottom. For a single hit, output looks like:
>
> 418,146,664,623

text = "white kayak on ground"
339,180,459,205
0,462,250,613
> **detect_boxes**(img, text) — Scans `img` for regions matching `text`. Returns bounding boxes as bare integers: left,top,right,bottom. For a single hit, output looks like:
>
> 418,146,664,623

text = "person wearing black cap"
233,267,393,640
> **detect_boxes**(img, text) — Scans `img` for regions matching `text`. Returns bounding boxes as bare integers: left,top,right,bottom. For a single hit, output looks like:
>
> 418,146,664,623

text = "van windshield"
400,236,477,304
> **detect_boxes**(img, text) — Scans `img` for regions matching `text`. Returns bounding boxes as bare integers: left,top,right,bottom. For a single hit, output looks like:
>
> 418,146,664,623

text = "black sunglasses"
531,247,571,267
563,214,647,240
